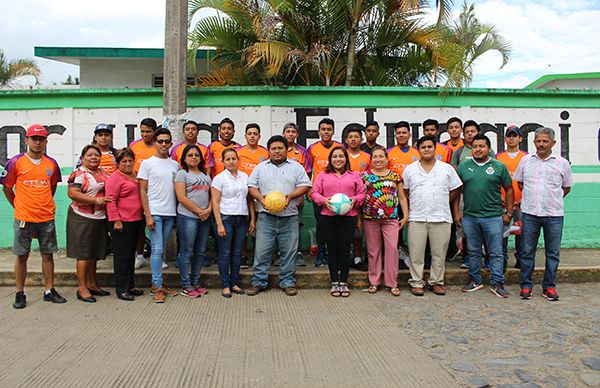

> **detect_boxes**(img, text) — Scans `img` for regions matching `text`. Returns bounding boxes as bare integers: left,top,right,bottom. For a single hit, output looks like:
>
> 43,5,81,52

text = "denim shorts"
13,219,58,256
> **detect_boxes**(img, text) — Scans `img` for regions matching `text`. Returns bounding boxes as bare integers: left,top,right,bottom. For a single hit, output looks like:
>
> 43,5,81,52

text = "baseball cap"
505,125,521,136
94,123,113,134
26,124,48,138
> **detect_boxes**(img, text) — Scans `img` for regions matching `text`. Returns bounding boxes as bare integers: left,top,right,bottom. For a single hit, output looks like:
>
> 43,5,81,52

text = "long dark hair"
324,146,350,174
181,144,206,173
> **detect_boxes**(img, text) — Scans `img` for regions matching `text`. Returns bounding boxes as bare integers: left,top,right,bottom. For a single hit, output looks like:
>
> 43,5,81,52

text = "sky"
1,0,599,88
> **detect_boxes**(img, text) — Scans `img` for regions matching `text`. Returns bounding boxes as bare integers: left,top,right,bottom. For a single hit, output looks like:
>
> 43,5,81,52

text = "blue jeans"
503,208,523,268
462,215,504,285
252,213,299,289
176,214,210,288
519,213,564,289
216,214,248,289
149,215,175,289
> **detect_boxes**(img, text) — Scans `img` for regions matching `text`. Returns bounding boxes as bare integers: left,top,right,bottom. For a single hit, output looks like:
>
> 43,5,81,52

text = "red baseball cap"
26,124,48,138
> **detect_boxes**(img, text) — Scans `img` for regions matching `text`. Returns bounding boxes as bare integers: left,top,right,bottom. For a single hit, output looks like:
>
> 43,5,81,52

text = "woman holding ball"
312,146,365,297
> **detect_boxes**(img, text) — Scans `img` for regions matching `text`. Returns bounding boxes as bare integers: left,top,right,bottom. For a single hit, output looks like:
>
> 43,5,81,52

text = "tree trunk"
345,28,357,86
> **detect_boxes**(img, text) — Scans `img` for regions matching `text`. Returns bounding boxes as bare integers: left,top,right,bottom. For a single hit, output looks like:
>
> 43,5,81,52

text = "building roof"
525,72,600,89
34,46,213,65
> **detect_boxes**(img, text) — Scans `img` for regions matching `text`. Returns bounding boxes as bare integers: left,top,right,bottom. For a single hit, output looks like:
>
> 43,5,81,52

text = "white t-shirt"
137,156,179,216
211,169,249,216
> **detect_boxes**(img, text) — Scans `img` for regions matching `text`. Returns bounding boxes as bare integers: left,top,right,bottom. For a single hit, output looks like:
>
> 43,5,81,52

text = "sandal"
367,285,378,294
330,282,340,297
390,287,401,297
340,283,350,297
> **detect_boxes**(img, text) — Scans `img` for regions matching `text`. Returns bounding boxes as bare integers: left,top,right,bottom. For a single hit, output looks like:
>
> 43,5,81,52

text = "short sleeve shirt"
287,144,312,173
349,150,371,173
129,139,157,173
307,141,343,183
208,140,239,177
387,145,419,176
496,150,527,204
457,158,512,218
211,169,249,216
402,161,462,223
236,145,269,176
360,170,402,220
67,166,109,219
0,153,62,223
137,156,179,216
175,170,212,218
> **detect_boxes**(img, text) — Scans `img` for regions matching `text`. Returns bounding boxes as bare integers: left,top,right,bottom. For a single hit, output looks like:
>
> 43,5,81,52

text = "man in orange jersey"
92,124,118,175
360,121,383,154
443,117,464,152
283,122,311,267
496,126,527,270
1,124,67,309
236,123,269,269
129,118,158,269
387,121,419,176
208,118,240,177
129,118,157,173
422,119,453,163
170,120,214,176
307,118,343,267
344,127,370,271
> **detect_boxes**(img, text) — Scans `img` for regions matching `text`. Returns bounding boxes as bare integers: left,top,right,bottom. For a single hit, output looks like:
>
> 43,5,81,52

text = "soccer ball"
329,193,352,215
265,191,287,213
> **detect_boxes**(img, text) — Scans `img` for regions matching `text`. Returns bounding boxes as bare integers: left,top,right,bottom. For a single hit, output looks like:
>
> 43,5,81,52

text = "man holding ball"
247,135,312,296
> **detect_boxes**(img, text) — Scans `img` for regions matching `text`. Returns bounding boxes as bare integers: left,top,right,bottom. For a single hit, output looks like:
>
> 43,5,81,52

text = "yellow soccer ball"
264,191,287,213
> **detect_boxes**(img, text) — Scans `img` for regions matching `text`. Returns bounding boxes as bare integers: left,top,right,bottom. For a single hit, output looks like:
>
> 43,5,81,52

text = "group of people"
1,115,573,309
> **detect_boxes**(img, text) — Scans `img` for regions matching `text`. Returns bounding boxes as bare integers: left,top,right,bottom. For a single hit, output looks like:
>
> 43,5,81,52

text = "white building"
526,72,600,90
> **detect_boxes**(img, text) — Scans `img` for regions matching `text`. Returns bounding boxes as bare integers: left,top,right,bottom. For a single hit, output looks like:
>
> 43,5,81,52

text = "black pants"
321,215,356,283
109,220,143,293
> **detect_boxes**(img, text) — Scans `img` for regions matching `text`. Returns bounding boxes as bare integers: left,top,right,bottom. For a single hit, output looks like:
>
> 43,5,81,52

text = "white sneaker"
162,261,169,269
134,255,145,269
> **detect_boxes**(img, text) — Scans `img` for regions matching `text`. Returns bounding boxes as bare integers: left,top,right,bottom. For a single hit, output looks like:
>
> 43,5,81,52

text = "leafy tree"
0,49,41,88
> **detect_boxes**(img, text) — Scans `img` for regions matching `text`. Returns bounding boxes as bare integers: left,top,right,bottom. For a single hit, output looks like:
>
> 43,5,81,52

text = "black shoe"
117,292,135,301
76,291,96,303
44,288,67,303
13,292,26,309
351,261,368,272
89,288,111,297
240,256,250,269
128,288,144,296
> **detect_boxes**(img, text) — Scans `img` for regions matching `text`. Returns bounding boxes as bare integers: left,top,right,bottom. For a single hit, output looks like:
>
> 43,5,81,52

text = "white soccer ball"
329,193,352,215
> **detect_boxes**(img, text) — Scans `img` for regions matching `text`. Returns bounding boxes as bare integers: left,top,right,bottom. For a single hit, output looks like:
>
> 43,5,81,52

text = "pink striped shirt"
311,170,366,216
105,171,143,222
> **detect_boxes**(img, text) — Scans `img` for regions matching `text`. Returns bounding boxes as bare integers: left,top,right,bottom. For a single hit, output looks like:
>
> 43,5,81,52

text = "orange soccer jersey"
170,141,214,172
287,144,312,173
348,150,371,173
443,138,464,153
0,153,62,222
237,145,269,176
129,139,156,172
435,143,453,164
99,151,118,175
208,140,240,177
387,145,419,176
307,140,343,182
497,150,527,204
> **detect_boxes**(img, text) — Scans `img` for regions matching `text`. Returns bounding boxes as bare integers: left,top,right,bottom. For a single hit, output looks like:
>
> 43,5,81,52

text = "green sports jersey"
457,158,512,218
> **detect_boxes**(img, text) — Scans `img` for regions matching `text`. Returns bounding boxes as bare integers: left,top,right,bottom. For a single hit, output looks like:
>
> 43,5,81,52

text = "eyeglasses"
156,139,171,145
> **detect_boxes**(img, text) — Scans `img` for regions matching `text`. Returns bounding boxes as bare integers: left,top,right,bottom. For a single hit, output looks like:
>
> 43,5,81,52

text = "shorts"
13,219,58,256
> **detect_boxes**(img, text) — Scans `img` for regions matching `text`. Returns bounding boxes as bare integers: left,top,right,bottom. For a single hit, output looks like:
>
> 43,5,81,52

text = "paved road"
2,284,600,387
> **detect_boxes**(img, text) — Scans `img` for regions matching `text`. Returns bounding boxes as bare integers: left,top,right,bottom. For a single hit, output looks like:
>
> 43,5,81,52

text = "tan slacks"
407,221,451,288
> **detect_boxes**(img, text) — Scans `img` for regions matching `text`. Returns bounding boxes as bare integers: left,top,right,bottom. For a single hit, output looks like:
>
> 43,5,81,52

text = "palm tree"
0,49,41,88
436,1,511,88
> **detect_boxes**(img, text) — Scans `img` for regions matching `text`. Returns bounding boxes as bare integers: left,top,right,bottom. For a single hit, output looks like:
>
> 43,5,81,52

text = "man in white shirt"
403,136,462,296
514,127,573,301
138,127,180,303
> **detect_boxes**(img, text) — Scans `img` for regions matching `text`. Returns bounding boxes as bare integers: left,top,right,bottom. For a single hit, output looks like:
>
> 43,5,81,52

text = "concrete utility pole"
163,0,188,144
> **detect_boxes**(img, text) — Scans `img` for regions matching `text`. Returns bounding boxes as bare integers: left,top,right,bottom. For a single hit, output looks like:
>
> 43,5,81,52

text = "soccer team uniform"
443,138,464,153
496,150,527,204
348,150,371,173
434,143,453,164
236,145,269,176
129,139,157,173
307,140,344,183
387,145,419,176
208,140,240,177
287,144,312,174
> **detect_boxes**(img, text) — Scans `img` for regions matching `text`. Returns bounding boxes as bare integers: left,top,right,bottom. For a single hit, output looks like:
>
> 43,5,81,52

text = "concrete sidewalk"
0,248,599,289
0,287,457,387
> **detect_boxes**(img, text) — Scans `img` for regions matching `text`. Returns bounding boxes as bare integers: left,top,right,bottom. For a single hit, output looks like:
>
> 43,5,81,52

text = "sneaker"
43,288,67,303
297,255,307,266
181,287,201,298
162,286,178,297
314,254,326,267
153,289,165,303
490,284,510,298
462,281,483,293
460,263,469,269
543,288,559,301
520,287,532,300
161,261,169,269
240,256,250,269
134,255,146,269
13,292,26,309
351,261,368,272
193,285,209,295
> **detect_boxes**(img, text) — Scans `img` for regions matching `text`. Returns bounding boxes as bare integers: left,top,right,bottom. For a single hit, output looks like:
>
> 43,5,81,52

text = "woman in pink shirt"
312,147,365,297
105,148,145,301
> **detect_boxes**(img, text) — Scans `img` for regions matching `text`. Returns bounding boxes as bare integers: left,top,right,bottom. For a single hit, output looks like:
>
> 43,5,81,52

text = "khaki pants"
407,221,451,288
